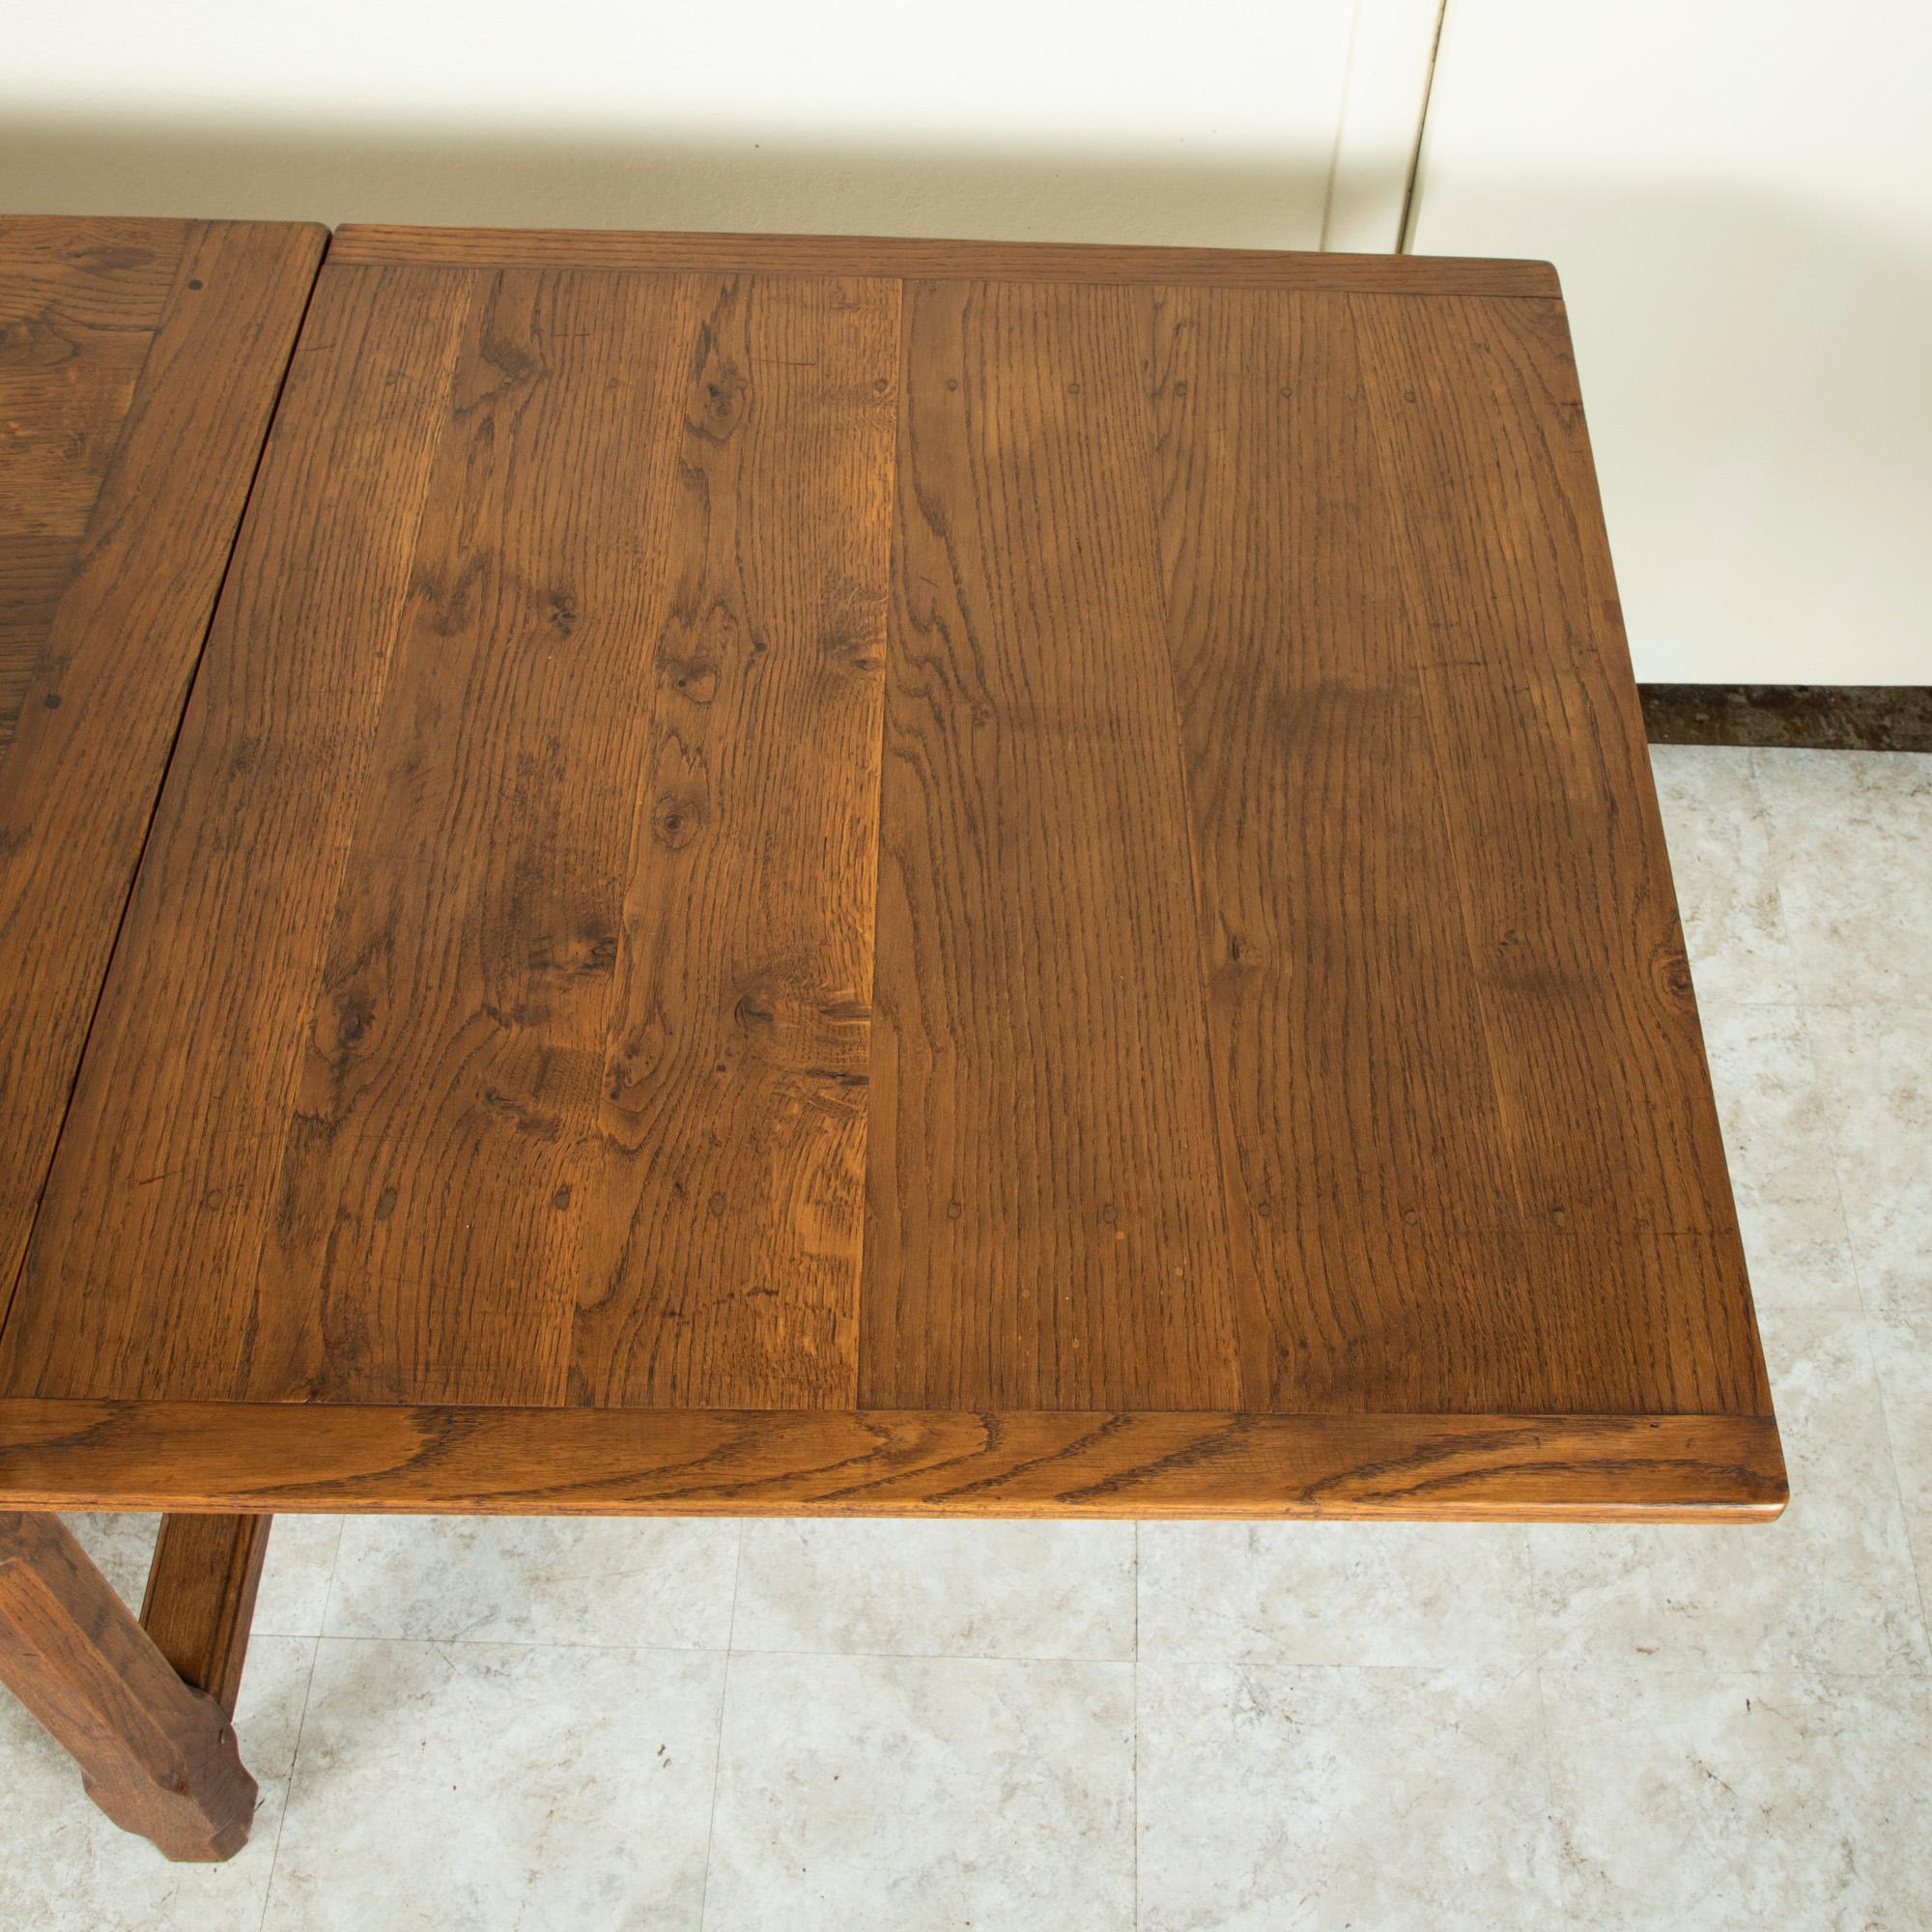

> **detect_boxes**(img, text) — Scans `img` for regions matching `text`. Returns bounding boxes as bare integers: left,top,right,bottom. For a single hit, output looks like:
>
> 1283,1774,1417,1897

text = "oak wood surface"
0,1404,1785,1520
864,277,1240,1411
0,225,1780,1520
138,1515,270,1716
0,1511,258,1859
0,214,326,1316
329,225,1562,297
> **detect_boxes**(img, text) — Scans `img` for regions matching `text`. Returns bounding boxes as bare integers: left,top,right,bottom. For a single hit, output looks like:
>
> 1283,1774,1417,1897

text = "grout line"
1750,746,1932,1651
1806,1004,1932,1655
1858,1328,1932,1661
256,1510,345,1926
1131,1520,1141,1931
268,1627,1141,1665
1395,0,1452,255
258,1636,323,1931
1518,1659,1913,1684
1802,1020,1872,1335
696,1527,747,1931
313,1515,346,1640
1531,1665,1576,1931
724,1522,746,1655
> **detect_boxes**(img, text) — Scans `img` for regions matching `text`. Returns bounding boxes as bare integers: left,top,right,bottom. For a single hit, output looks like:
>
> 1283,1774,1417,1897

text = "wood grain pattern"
0,227,1779,1522
0,263,471,1400
0,1404,1786,1520
1151,284,1537,1414
248,266,661,1408
0,262,899,1412
568,271,896,1410
0,1511,258,1860
863,278,1239,1410
1149,285,1768,1417
138,1515,269,1716
329,225,1561,297
0,216,325,1323
1356,294,1768,1414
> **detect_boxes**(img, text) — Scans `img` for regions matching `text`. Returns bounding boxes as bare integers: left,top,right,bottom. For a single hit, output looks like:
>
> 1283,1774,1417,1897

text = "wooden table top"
0,215,324,1351
0,225,1784,1520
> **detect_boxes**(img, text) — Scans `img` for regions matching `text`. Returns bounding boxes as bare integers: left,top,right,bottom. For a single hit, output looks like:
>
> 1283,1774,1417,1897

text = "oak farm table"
0,218,1784,1861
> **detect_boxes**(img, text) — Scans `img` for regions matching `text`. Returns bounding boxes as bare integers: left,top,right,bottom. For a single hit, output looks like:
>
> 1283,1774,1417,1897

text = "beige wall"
7,0,1928,683
2,0,1389,247
1410,0,1932,684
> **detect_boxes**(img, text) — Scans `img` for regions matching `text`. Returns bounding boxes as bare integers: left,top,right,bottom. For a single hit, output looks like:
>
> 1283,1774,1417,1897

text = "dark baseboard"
1639,684,1932,752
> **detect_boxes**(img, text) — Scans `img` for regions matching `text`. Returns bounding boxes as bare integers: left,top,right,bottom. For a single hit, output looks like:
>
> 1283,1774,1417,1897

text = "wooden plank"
139,1515,269,1716
0,1402,1787,1521
1146,285,1770,1418
0,1511,257,1861
0,264,471,1400
570,272,897,1410
1151,284,1538,1413
0,218,326,1328
1351,293,1770,1417
242,268,897,1407
328,225,1562,298
1,262,899,1411
862,277,1241,1412
242,266,695,1408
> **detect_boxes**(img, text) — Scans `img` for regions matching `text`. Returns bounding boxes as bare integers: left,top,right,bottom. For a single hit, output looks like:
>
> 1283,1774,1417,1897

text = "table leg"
140,1513,271,1717
0,1511,262,1861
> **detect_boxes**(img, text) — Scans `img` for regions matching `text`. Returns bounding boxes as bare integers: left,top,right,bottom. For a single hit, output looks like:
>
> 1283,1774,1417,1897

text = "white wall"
1,0,1411,250
1408,0,1932,684
8,0,1928,683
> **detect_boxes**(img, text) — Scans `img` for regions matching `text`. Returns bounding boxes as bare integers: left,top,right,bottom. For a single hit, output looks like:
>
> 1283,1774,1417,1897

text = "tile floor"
4,745,1930,1930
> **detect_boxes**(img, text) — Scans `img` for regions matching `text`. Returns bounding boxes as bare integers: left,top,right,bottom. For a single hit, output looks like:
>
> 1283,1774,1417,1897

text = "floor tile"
1806,1003,1932,1323
1751,747,1932,1009
63,1513,343,1636
1699,1005,1861,1306
1136,1662,1562,1932
255,1518,345,1635
1543,1666,1932,1931
325,1516,741,1650
1650,745,1796,1008
1868,1305,1932,1619
0,1633,314,1932
703,1652,1132,1932
732,1520,1134,1661
1529,1305,1929,1673
1138,1521,1537,1667
264,1638,724,1932
64,1513,164,1608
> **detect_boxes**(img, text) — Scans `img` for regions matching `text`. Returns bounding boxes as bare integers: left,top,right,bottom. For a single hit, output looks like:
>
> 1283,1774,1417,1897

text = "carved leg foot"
0,1511,262,1861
